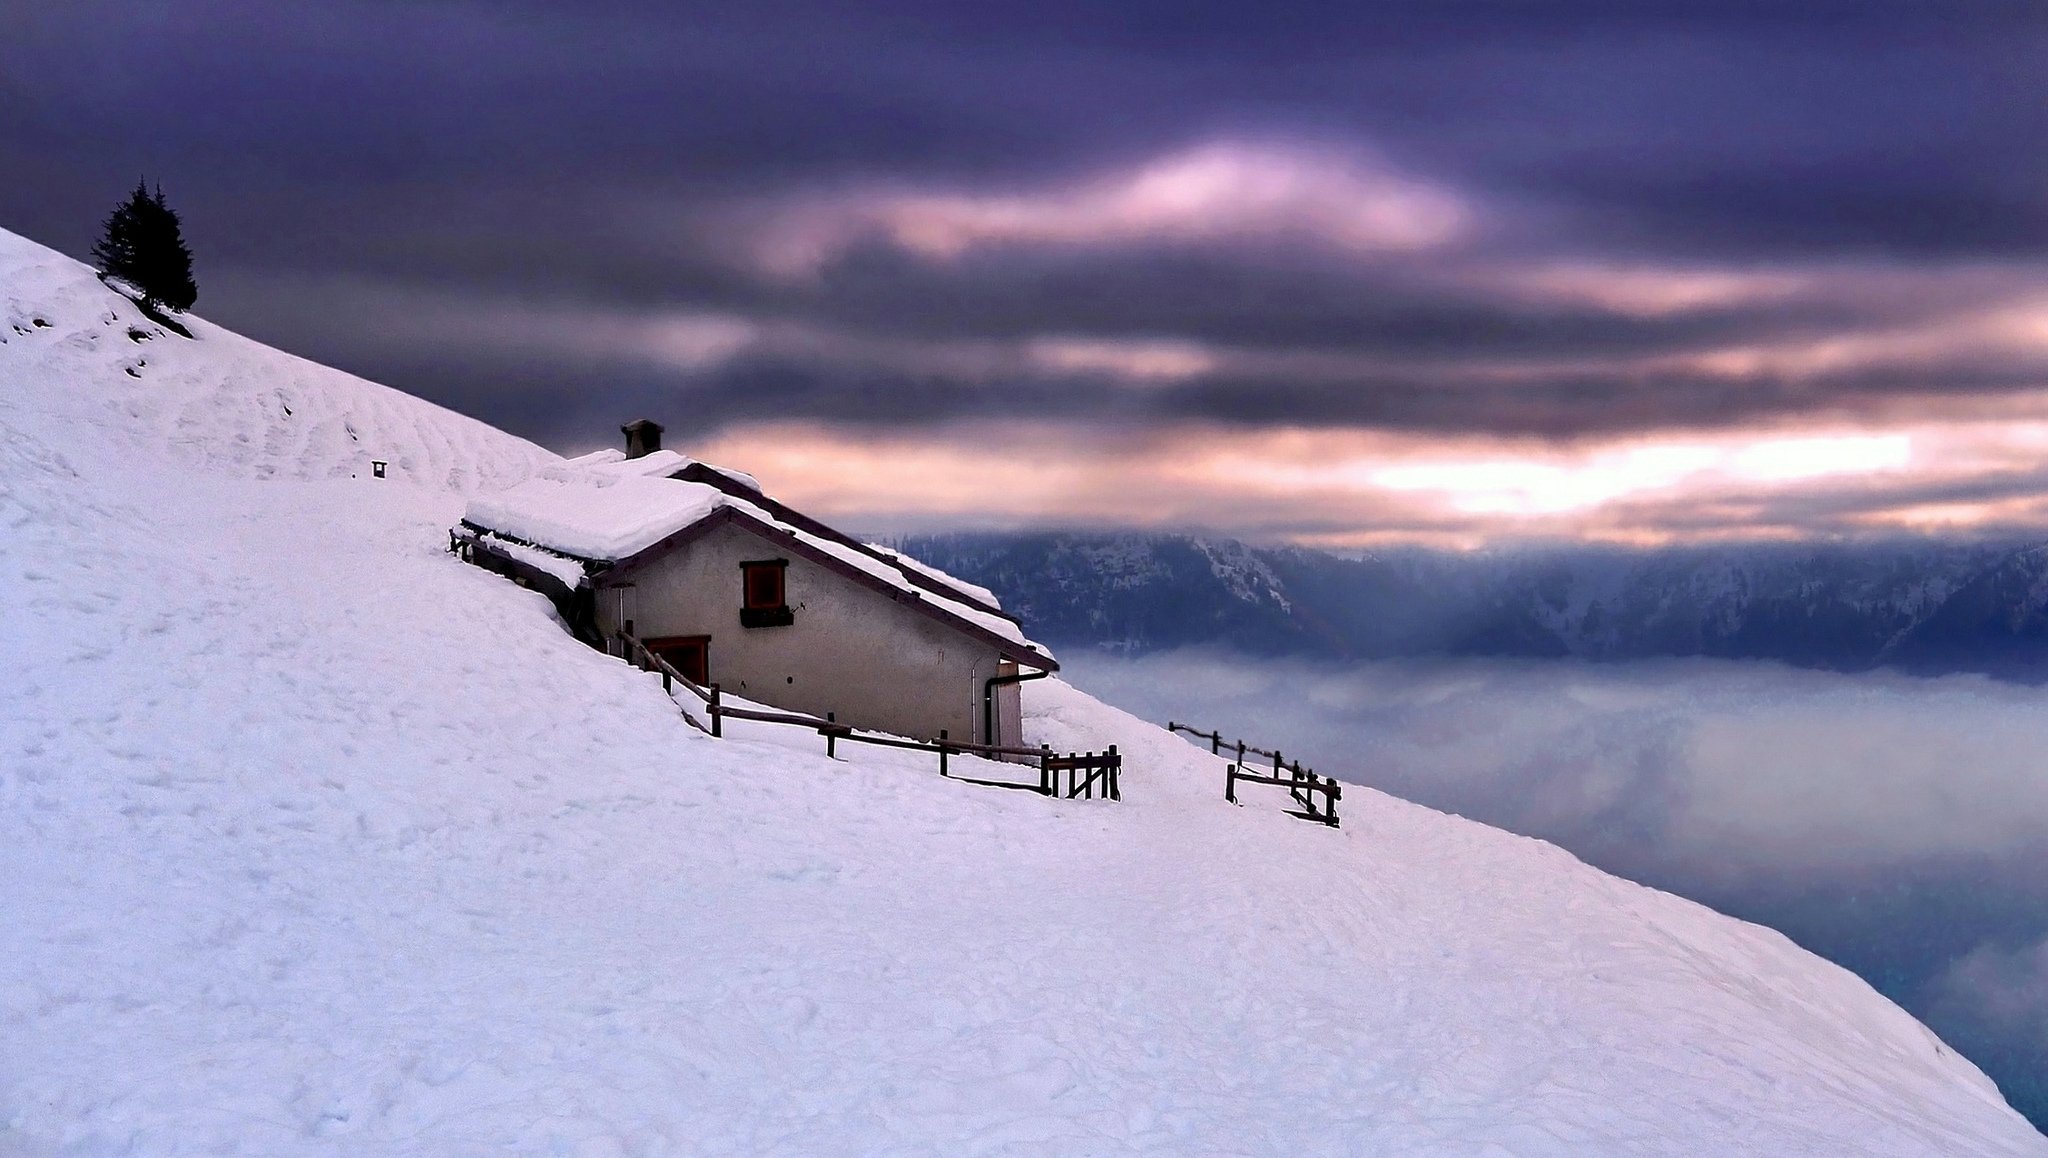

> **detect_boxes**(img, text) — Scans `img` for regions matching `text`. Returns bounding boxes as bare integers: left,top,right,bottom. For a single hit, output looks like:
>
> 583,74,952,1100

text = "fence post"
709,684,722,737
1108,745,1120,801
1236,739,1245,766
1039,746,1053,796
1211,731,1221,755
1226,763,1237,804
826,711,837,759
939,729,949,777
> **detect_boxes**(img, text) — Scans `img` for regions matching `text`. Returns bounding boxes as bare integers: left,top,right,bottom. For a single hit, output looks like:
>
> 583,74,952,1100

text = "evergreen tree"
92,180,198,314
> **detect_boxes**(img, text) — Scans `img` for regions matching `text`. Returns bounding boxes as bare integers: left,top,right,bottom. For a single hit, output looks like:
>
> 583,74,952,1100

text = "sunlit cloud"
1024,336,1216,381
739,140,1472,276
690,411,2048,546
1494,263,1818,317
1369,435,1911,516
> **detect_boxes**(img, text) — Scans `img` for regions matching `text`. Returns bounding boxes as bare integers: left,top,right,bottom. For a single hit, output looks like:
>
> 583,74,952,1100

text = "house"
456,422,1058,749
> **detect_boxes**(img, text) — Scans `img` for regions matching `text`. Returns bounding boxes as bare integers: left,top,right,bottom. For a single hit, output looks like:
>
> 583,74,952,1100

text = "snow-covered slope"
0,226,553,490
2,229,2042,1154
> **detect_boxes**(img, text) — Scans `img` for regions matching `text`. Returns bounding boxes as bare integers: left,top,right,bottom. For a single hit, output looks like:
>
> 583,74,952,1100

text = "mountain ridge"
894,531,2048,675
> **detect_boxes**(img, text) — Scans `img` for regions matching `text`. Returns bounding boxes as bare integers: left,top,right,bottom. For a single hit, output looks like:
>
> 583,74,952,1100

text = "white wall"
598,522,1011,743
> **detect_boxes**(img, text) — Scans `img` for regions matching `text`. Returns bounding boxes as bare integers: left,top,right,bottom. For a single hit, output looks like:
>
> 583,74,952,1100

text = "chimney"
621,418,664,459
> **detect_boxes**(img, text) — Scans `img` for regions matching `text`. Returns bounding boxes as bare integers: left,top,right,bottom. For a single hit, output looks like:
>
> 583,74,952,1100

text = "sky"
4,1,2048,545
1061,650,2048,1125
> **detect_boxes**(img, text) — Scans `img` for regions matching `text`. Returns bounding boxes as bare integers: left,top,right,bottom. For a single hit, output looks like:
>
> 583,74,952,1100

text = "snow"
560,450,1000,616
793,525,1044,652
466,473,727,562
869,542,1005,611
465,461,1049,655
459,525,592,589
0,227,554,492
568,447,764,493
2,221,2044,1154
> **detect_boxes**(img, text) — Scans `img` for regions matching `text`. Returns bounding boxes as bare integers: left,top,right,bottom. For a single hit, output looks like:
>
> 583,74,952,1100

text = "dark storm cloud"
204,235,2048,454
752,245,1892,355
3,0,2046,450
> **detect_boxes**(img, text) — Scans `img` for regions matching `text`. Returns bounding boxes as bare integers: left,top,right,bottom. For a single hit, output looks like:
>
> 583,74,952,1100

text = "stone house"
457,422,1057,747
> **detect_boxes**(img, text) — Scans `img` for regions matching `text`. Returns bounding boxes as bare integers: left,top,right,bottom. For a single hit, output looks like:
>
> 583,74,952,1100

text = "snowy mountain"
4,223,2043,1152
899,532,2048,675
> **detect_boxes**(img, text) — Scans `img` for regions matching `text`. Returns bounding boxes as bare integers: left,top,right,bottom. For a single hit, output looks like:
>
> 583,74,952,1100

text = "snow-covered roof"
563,449,762,492
468,473,725,563
868,543,1002,611
462,458,1055,667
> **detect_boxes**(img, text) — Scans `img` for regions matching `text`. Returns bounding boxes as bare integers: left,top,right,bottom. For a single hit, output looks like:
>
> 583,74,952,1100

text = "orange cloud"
689,409,2048,547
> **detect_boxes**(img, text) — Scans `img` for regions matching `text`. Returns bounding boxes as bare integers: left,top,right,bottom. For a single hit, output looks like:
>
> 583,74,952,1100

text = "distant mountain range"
892,533,2048,677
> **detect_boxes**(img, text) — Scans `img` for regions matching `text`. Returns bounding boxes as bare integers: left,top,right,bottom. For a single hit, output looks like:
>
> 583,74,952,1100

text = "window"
645,635,710,685
740,559,793,627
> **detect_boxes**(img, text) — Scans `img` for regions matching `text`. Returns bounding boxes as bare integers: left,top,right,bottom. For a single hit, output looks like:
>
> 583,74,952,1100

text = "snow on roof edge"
867,543,1004,613
462,475,1054,665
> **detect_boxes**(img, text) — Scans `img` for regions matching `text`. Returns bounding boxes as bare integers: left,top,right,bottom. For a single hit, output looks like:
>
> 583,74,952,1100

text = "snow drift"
1,224,2041,1154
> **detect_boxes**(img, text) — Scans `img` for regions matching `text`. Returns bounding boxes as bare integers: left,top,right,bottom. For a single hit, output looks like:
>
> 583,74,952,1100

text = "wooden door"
645,635,710,685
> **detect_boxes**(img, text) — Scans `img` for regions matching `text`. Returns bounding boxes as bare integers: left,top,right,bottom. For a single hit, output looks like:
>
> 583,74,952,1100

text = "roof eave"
601,506,1058,672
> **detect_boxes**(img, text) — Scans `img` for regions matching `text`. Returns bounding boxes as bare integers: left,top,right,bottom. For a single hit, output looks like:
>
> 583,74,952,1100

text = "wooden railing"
1042,750,1122,800
1167,721,1341,828
619,631,1118,800
620,632,720,735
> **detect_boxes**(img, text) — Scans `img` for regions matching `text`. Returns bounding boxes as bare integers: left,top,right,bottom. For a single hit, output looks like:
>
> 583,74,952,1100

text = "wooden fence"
1167,721,1341,828
619,631,1119,801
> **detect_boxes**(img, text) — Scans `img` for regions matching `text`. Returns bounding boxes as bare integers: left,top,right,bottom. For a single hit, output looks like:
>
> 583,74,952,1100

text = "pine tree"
92,180,198,314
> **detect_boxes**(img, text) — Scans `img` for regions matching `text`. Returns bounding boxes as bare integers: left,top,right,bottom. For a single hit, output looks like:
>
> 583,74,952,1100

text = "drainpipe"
983,666,1051,747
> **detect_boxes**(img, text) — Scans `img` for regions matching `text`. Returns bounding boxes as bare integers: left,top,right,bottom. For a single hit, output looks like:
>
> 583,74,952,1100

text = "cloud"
1925,937,2048,1117
16,2,2048,548
1933,940,2048,1039
737,141,1472,277
1022,337,1216,382
176,263,2048,543
687,414,2048,546
1061,653,2048,873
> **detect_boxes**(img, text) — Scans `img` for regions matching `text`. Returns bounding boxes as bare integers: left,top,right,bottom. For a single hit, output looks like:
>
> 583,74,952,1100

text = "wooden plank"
943,738,1060,759
716,706,831,728
620,631,717,705
840,732,938,754
948,775,1046,792
1229,772,1339,795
